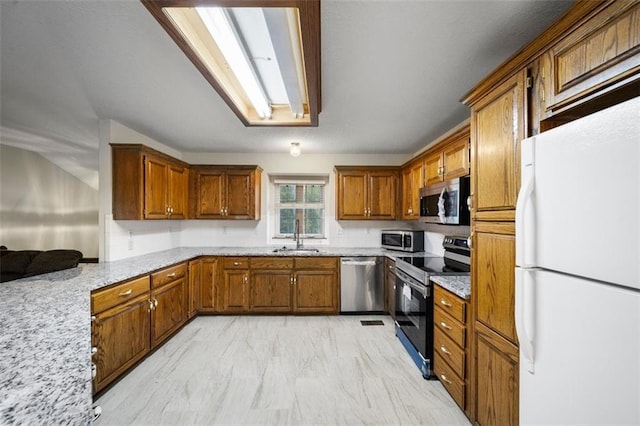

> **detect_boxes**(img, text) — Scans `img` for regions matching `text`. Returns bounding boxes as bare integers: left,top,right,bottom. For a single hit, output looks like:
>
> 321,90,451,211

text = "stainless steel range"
394,235,470,378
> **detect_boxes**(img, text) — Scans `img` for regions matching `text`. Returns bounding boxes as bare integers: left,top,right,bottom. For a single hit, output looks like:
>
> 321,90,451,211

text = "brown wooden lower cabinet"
150,277,188,348
221,270,250,312
187,259,200,319
433,285,468,412
473,321,519,426
470,221,519,424
199,257,219,312
217,256,339,314
91,276,152,394
249,257,295,312
293,269,337,313
251,270,293,312
292,257,339,314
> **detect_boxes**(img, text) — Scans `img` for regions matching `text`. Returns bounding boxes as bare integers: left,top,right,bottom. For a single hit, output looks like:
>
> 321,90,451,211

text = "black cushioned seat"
0,249,83,282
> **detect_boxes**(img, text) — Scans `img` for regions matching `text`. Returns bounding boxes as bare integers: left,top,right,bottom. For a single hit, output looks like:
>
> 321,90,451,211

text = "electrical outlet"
128,230,134,250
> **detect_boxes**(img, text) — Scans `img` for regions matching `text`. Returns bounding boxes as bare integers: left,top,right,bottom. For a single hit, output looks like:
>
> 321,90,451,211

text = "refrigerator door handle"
515,267,535,373
516,138,535,267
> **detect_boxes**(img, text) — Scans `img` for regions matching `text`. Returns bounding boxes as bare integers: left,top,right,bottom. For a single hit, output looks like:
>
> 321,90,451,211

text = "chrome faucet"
294,219,304,249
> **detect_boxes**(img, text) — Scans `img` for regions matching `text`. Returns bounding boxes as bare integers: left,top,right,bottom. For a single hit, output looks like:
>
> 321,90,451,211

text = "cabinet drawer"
434,326,465,377
92,276,150,315
223,257,250,269
250,257,294,270
434,307,466,348
295,257,338,269
434,352,465,409
151,263,187,289
434,285,465,323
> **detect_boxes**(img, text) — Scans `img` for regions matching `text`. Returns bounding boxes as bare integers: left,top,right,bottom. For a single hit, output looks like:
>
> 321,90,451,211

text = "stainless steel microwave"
419,176,471,225
381,230,424,252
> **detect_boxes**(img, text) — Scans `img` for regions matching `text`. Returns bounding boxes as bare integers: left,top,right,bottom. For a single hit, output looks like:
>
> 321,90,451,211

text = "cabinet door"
92,293,150,393
168,164,188,219
471,70,526,221
337,170,367,219
368,171,397,220
199,257,219,312
221,270,249,312
144,156,169,219
151,278,188,348
474,322,519,426
187,259,200,318
401,162,422,219
424,152,443,186
545,2,640,113
293,270,337,314
473,223,517,343
442,137,469,181
226,170,254,219
194,169,225,218
250,270,293,312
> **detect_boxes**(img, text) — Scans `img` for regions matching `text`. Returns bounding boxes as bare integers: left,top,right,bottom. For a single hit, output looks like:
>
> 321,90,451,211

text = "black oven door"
395,269,432,358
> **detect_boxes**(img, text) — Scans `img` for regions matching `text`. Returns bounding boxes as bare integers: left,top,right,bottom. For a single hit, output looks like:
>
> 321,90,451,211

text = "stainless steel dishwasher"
340,257,383,313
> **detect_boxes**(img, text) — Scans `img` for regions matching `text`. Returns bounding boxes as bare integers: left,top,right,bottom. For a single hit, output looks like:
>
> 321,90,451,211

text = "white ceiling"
0,0,574,178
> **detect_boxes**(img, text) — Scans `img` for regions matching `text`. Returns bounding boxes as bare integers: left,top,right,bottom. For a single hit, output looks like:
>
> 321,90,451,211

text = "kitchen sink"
272,247,320,254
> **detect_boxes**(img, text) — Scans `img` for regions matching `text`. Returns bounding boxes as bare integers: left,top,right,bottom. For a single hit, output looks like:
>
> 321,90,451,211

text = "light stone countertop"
0,246,435,424
430,274,471,300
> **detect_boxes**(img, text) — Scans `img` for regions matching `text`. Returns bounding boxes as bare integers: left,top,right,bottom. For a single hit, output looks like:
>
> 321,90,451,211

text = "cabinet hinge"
525,76,533,89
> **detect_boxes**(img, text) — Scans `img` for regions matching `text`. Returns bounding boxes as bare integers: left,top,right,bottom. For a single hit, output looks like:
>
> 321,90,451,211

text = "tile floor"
95,315,470,425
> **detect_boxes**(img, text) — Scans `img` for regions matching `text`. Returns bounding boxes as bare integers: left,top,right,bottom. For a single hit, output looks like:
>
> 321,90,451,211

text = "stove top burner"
396,256,469,274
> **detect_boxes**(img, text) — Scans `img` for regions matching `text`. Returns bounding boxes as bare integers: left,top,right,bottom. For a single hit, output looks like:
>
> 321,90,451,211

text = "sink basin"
272,247,320,254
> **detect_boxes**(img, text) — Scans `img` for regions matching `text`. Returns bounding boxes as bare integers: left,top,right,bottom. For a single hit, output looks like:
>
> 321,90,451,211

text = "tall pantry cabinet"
466,69,525,426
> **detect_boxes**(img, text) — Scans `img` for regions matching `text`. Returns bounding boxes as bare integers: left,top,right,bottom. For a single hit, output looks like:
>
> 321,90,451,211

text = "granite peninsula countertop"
430,274,471,300
0,246,436,424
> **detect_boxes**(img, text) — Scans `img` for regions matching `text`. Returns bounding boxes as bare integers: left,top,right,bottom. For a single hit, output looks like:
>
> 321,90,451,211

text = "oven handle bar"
395,269,429,298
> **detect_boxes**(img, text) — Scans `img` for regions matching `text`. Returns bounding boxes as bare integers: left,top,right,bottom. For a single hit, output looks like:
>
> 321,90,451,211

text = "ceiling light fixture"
196,7,272,119
141,1,321,127
290,142,301,157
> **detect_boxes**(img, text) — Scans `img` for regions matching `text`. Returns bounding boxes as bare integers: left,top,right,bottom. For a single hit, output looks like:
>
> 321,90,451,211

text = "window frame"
271,177,327,240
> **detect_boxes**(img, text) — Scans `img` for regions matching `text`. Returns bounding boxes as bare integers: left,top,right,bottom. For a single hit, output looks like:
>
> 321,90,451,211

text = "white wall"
0,144,99,257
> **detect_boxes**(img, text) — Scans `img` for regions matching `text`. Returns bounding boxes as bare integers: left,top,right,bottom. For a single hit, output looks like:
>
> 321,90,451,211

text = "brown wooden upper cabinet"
470,70,526,222
112,145,189,220
539,1,640,116
423,132,470,187
190,165,262,220
335,166,399,220
401,161,423,220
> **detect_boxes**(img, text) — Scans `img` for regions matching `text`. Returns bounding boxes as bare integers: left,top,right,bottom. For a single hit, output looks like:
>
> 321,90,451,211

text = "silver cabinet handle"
91,363,97,379
153,298,158,308
440,299,453,308
440,374,452,385
91,347,98,356
167,272,176,278
440,345,452,356
467,195,472,211
439,321,452,330
118,289,132,297
93,406,102,422
233,262,240,266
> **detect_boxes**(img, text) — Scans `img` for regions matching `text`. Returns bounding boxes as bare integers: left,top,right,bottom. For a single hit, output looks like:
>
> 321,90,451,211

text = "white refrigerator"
515,96,640,425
